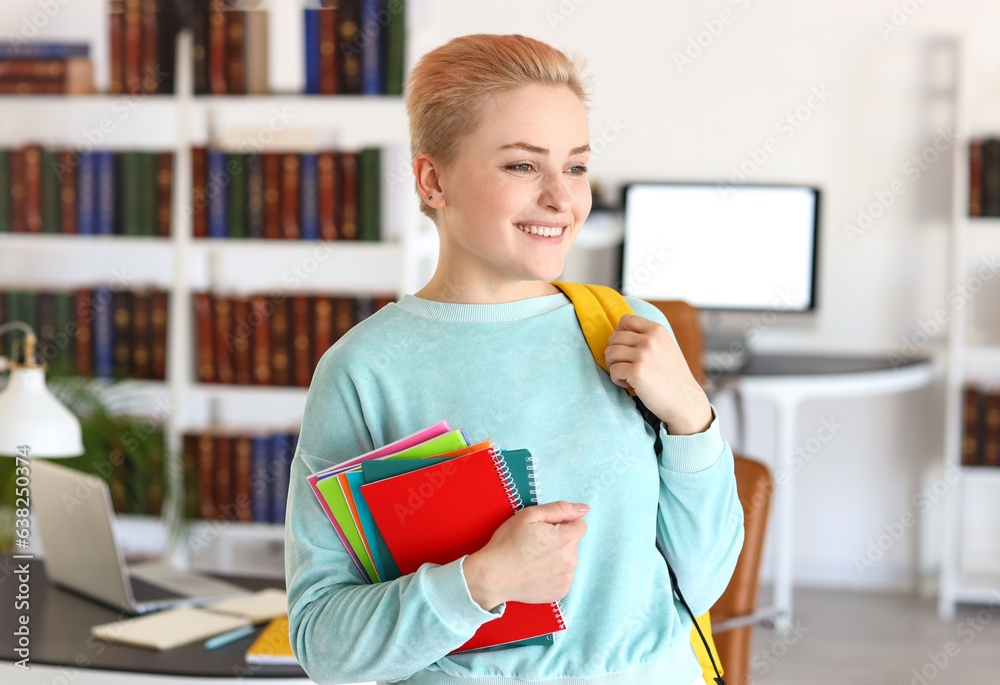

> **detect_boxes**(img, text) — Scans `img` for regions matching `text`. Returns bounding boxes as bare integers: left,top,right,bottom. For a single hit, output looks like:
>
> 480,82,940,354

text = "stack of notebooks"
307,421,565,653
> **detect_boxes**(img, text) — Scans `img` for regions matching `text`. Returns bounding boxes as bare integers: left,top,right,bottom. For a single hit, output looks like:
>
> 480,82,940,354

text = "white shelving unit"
938,38,1000,620
1,7,436,572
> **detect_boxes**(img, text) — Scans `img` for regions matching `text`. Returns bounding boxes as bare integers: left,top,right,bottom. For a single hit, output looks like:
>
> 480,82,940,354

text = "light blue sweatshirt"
285,292,744,685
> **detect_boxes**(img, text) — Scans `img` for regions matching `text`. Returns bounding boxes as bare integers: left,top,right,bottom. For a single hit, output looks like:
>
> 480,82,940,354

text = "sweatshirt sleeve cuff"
660,404,727,474
420,556,505,634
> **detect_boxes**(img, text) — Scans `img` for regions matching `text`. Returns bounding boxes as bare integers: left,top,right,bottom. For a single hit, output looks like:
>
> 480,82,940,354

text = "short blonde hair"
405,34,591,223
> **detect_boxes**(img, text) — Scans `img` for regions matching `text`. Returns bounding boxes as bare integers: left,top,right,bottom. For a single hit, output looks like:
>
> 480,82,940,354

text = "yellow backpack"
551,281,726,685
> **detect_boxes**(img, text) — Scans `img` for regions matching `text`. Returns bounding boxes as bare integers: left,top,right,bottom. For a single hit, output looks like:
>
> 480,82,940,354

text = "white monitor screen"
621,183,819,311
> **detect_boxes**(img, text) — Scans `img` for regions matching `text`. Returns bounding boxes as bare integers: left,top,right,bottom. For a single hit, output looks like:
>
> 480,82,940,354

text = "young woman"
285,33,744,685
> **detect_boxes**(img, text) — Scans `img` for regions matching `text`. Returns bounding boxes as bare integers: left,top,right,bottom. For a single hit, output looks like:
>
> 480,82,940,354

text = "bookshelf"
0,1,436,574
938,38,1000,619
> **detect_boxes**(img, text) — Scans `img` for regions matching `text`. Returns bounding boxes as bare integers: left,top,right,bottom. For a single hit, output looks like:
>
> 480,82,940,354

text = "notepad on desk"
91,606,251,651
202,588,288,623
245,616,299,665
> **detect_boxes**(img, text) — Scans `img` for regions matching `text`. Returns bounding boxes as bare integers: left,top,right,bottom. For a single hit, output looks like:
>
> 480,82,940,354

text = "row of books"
968,139,1000,217
0,42,95,95
189,1,406,96
182,429,298,524
0,288,169,380
109,0,181,95
0,146,173,236
303,2,406,96
190,4,268,95
192,148,380,241
194,292,394,387
307,421,563,653
961,384,1000,467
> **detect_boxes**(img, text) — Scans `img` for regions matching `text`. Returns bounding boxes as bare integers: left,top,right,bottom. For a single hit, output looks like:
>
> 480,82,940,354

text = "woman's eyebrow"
497,142,591,156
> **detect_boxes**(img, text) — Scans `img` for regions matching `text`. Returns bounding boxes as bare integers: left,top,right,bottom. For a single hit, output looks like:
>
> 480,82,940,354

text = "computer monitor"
621,182,820,312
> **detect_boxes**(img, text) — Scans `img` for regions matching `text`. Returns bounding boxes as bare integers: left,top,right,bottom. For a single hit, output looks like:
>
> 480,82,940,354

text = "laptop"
31,458,250,615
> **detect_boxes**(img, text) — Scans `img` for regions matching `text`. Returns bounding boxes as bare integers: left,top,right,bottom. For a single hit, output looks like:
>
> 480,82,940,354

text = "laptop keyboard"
129,575,184,602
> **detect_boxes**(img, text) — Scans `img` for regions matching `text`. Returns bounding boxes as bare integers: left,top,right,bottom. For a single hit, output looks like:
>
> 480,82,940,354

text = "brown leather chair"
649,300,772,685
710,456,772,685
649,300,705,386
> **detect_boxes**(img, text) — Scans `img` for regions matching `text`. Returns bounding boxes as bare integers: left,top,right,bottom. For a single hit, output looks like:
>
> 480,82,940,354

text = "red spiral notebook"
359,446,566,653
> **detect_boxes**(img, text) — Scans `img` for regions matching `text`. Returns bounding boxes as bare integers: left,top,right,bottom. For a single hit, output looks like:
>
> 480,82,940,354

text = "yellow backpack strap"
551,280,726,685
550,281,636,395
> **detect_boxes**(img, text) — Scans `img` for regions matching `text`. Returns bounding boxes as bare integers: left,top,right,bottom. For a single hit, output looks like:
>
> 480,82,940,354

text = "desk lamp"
0,322,83,458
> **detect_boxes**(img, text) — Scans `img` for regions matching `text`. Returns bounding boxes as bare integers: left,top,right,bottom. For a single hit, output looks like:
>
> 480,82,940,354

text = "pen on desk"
204,624,255,650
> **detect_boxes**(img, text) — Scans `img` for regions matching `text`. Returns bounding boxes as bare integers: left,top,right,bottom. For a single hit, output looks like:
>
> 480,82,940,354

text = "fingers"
607,329,644,350
614,314,655,334
530,500,590,524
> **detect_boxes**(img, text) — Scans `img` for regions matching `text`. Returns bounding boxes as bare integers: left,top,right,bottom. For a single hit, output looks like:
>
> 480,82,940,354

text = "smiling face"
416,83,592,303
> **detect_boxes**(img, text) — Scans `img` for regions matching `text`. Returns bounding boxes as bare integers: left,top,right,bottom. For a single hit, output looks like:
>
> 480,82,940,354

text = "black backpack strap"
634,395,726,685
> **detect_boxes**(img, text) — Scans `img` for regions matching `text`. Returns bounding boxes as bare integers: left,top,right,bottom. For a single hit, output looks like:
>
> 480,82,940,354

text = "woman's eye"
568,165,588,175
507,163,533,172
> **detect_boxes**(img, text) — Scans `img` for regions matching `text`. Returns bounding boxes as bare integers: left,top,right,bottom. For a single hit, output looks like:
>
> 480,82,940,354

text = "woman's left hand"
605,314,713,436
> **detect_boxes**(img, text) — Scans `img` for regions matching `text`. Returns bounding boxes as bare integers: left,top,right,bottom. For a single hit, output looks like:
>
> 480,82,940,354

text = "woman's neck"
413,274,560,304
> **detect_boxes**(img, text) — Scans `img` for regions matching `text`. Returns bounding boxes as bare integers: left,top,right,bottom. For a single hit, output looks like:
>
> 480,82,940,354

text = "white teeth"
515,224,563,237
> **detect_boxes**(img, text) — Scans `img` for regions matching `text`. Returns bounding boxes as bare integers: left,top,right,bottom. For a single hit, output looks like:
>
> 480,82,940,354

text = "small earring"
428,195,433,200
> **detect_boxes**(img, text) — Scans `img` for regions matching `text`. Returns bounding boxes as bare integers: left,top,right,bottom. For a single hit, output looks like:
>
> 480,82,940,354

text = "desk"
0,557,313,684
714,353,938,633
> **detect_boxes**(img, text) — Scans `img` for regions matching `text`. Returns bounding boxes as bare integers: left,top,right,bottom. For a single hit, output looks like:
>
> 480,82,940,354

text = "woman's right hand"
462,501,590,611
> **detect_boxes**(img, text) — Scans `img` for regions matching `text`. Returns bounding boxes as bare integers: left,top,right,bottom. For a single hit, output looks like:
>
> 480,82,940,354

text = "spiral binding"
489,447,523,512
525,453,539,504
552,599,567,631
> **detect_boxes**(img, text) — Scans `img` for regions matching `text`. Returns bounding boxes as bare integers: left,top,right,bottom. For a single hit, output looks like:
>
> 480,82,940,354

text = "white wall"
4,0,1000,591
